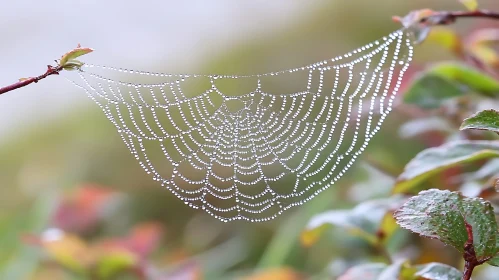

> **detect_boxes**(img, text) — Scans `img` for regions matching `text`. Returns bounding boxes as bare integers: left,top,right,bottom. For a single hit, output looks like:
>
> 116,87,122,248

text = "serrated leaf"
337,263,387,280
394,189,498,261
460,109,499,133
394,140,499,193
302,197,403,246
403,73,465,109
59,47,93,67
487,233,499,267
459,0,478,11
414,262,462,280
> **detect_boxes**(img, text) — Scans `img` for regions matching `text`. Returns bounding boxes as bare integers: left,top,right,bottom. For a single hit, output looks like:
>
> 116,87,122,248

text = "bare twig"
0,65,63,96
423,10,499,26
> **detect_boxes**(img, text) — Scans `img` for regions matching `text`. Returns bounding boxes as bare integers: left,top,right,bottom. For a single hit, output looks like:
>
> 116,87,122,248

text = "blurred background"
1,0,499,279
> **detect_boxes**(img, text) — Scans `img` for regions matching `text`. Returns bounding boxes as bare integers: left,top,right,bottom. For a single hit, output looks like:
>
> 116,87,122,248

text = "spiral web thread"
68,29,414,222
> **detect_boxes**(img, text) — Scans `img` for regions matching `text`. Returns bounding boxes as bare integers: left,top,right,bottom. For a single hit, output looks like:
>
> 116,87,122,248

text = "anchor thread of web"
67,29,414,222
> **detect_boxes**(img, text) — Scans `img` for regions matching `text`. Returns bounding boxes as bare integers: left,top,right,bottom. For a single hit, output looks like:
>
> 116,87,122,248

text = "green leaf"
302,197,403,246
487,234,499,267
61,59,85,71
394,189,498,261
460,109,499,133
414,262,462,280
393,140,499,194
59,47,93,67
96,252,137,279
431,63,499,96
459,0,478,11
404,63,499,108
337,263,387,280
403,74,464,109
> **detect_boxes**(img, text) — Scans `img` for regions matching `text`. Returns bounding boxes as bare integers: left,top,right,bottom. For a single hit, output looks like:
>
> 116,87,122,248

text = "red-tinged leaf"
126,222,164,257
52,186,118,233
59,46,93,67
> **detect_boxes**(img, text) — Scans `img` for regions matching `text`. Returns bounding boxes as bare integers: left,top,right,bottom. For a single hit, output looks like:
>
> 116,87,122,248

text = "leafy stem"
0,65,64,96
0,45,93,96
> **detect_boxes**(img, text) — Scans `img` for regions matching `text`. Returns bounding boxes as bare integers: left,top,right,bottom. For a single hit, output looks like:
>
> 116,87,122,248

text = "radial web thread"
68,29,414,222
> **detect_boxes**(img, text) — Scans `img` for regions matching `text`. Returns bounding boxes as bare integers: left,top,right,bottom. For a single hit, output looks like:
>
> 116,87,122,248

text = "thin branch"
0,65,63,96
425,10,499,25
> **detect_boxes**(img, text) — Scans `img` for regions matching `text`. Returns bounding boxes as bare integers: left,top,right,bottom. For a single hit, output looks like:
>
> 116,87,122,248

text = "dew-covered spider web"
67,29,414,222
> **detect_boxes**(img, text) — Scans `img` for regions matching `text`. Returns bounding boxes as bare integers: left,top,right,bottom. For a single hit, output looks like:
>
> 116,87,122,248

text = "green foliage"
394,141,499,193
338,261,463,280
59,46,93,70
404,63,499,108
395,189,498,260
302,197,403,246
460,109,499,133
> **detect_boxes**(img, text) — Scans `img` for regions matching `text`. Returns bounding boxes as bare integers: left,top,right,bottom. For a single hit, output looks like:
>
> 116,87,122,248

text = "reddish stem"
0,65,63,96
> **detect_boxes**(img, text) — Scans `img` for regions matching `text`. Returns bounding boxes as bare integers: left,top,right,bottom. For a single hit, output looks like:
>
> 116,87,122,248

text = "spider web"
67,29,414,222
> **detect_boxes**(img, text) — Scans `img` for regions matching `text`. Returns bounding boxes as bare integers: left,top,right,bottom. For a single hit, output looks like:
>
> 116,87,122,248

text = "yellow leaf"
427,27,463,55
459,0,478,11
300,224,328,247
40,229,92,273
469,44,499,67
378,213,399,245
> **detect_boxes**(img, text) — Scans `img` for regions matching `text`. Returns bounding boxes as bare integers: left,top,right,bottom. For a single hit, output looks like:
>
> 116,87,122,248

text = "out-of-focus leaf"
395,189,498,261
459,0,478,11
460,109,499,133
404,63,499,108
431,63,499,96
52,185,119,234
377,260,413,280
403,73,464,109
467,28,499,68
59,46,93,67
95,249,137,280
337,263,387,280
302,197,403,246
414,262,462,280
399,117,454,138
242,267,304,280
427,27,463,55
394,140,499,193
469,44,499,67
38,228,90,274
125,222,163,257
378,213,399,246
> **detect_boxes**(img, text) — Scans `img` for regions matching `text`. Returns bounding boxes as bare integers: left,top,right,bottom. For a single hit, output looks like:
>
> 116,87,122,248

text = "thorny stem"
0,64,63,96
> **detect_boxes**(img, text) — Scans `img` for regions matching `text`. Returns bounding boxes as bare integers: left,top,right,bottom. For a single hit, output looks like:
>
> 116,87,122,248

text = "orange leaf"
243,267,305,280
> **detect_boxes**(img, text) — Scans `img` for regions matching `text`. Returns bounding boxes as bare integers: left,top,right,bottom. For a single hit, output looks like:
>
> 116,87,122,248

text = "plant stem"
424,10,499,25
0,65,63,96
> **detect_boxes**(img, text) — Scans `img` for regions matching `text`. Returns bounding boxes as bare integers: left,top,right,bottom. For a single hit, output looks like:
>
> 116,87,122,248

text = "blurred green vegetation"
2,0,499,279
